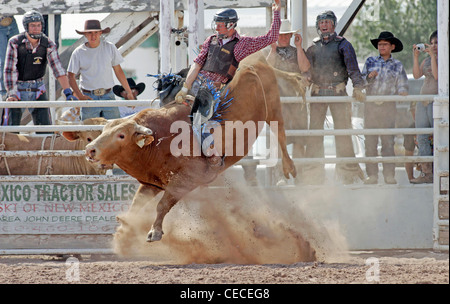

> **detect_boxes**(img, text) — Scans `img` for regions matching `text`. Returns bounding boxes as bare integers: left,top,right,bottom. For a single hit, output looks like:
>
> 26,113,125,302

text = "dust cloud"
113,177,350,265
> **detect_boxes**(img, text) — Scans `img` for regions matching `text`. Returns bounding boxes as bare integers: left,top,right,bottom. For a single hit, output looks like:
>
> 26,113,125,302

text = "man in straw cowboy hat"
266,19,308,186
67,19,135,120
362,31,408,185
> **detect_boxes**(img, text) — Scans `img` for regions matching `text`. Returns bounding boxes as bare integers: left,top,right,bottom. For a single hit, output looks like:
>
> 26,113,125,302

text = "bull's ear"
62,131,80,141
133,123,154,148
135,134,154,148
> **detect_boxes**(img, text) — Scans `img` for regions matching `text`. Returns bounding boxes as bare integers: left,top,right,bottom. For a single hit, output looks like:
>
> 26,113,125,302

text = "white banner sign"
0,182,139,234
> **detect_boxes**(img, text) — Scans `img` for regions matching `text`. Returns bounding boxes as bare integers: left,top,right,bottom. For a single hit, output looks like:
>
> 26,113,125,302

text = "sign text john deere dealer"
0,182,137,234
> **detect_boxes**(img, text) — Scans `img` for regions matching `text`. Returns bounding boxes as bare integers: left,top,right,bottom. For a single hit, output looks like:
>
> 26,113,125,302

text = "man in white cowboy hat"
67,19,135,120
266,19,308,186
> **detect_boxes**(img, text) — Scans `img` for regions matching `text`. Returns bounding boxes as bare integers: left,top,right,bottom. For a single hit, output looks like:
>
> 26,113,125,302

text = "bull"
85,53,298,242
0,118,109,175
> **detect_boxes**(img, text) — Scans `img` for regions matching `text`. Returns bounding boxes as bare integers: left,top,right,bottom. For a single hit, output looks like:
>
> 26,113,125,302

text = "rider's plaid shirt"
194,10,281,84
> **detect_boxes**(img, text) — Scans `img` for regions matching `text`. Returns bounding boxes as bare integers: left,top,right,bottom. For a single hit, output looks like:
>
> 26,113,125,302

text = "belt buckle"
0,17,13,27
93,88,105,96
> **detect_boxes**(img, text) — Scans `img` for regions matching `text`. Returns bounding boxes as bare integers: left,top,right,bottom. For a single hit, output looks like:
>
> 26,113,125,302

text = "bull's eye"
87,137,92,142
119,134,125,139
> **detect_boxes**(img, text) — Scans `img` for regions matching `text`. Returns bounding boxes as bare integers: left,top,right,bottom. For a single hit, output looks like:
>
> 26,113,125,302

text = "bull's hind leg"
267,113,297,179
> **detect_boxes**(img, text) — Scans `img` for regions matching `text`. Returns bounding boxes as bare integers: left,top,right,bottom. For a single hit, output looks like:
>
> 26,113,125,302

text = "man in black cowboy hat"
67,19,135,120
362,31,408,185
113,78,148,117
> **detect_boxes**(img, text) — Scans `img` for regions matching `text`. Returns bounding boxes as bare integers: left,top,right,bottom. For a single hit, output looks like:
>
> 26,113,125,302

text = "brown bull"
85,53,297,242
0,118,108,175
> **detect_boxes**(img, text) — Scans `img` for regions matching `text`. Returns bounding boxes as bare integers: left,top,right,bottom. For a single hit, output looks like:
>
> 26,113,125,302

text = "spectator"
1,15,19,125
2,10,76,130
113,77,148,117
266,19,308,185
410,30,438,184
1,15,19,98
297,10,366,184
362,31,408,185
68,19,135,120
174,0,282,169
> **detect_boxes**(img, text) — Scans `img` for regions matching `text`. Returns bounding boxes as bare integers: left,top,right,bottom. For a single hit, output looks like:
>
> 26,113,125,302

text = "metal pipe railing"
0,94,439,168
0,94,437,109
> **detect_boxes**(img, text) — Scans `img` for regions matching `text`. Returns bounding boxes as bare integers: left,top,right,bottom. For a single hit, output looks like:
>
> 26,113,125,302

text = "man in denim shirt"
362,31,408,185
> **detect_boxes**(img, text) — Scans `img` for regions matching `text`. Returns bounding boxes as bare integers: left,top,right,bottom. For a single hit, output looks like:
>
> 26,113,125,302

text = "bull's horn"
134,123,153,135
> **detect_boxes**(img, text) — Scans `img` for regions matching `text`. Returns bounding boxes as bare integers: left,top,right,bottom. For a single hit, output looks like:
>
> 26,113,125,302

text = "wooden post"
188,0,204,65
290,0,307,48
160,0,173,73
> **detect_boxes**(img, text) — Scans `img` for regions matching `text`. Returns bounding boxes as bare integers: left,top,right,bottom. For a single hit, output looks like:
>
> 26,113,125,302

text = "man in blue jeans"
362,31,408,185
3,11,76,129
1,15,19,125
68,20,135,119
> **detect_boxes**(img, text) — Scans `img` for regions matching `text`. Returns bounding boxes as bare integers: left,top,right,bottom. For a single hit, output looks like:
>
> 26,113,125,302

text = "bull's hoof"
146,228,164,242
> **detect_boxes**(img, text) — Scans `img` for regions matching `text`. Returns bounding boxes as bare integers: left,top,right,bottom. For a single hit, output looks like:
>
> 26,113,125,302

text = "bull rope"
0,132,12,175
37,133,57,175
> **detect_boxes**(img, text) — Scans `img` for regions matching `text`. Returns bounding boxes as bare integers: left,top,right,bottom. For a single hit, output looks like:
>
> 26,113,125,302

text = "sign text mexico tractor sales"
0,182,138,234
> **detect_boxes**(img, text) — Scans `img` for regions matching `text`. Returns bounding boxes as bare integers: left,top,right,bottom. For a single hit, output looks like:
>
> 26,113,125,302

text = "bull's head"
61,117,114,171
85,119,154,166
61,117,107,145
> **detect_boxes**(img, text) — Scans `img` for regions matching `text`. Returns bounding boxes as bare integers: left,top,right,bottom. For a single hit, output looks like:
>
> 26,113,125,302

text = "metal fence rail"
0,94,437,167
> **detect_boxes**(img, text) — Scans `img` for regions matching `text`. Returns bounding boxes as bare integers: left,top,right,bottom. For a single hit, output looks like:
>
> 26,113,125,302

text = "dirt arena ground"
1,181,448,287
0,250,448,285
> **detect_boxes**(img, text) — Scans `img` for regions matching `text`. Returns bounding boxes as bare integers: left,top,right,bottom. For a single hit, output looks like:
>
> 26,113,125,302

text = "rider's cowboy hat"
76,20,111,35
279,19,298,34
370,31,403,53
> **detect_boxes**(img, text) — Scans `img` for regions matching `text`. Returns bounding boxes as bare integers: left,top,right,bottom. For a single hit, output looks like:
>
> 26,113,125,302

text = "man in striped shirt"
3,10,75,128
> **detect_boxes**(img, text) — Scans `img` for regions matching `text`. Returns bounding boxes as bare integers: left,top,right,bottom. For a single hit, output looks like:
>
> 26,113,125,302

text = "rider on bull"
174,0,282,168
297,10,366,184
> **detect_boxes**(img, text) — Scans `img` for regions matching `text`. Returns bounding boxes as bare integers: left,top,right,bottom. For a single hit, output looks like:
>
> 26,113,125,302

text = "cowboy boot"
410,162,433,184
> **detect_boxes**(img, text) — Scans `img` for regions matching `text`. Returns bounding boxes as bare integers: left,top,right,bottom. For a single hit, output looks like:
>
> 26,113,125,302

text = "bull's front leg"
129,184,162,214
147,192,179,242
